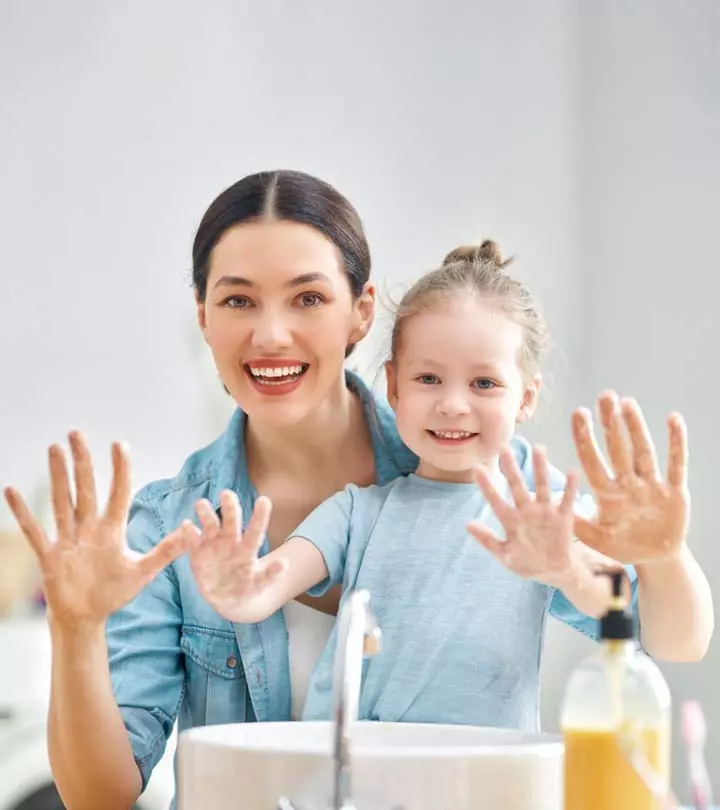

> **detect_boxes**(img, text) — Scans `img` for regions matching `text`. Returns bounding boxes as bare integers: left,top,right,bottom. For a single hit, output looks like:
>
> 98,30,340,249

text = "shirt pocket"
181,625,250,726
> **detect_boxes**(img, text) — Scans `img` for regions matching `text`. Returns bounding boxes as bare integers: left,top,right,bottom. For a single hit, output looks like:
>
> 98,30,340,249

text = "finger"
213,490,244,560
572,407,612,490
105,442,132,525
138,528,189,579
219,489,242,538
572,513,605,551
619,398,661,481
68,431,98,521
180,519,203,550
48,444,75,541
467,521,509,562
598,391,634,480
560,469,580,513
474,464,513,523
666,412,688,489
195,499,221,542
499,447,531,507
3,486,52,558
240,496,272,558
532,445,551,502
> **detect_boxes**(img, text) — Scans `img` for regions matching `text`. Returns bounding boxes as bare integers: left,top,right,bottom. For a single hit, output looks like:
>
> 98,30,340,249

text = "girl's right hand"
3,431,188,628
182,490,288,623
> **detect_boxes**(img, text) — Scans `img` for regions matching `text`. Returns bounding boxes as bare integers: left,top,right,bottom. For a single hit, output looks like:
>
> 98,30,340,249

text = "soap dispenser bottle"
560,571,672,810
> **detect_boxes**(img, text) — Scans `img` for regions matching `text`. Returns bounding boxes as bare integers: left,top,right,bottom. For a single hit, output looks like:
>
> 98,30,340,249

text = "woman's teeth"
247,364,307,384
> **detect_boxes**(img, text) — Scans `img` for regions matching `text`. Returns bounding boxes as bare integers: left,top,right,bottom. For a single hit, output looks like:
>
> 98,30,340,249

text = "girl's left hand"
468,445,583,588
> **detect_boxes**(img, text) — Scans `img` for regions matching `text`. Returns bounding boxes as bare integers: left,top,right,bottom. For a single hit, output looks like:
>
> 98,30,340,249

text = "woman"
3,170,711,810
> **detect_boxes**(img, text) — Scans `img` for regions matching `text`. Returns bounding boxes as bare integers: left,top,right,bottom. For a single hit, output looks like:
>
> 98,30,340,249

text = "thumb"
138,528,189,579
573,513,605,550
467,521,508,562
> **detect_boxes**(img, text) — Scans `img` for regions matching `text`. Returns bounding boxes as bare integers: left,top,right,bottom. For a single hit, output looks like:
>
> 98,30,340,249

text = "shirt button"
226,656,238,669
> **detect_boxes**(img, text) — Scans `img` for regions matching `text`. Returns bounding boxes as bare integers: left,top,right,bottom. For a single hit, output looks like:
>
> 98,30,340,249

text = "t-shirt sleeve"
290,486,356,596
548,492,640,642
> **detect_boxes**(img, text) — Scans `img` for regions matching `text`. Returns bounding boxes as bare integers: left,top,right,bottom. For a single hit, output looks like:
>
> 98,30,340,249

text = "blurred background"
0,0,717,806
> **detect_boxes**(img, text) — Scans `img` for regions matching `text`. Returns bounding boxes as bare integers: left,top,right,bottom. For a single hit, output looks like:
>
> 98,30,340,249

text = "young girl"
181,241,711,730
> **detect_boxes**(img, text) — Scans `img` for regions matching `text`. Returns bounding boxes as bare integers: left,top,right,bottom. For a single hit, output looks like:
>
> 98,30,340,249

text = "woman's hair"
191,170,371,357
389,239,548,378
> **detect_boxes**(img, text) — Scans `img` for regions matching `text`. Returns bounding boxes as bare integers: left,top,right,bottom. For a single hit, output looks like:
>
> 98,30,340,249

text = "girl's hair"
389,239,548,378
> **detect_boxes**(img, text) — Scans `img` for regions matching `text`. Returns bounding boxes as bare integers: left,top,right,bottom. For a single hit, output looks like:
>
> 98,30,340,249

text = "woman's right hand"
182,490,287,622
3,431,188,628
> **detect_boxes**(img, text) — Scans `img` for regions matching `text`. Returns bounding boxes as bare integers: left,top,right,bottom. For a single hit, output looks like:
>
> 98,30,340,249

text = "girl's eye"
416,374,440,385
298,293,324,308
473,378,496,390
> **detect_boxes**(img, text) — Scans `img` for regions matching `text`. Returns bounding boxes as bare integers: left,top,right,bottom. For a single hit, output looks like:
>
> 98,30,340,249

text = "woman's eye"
298,293,324,308
473,378,496,390
223,296,253,309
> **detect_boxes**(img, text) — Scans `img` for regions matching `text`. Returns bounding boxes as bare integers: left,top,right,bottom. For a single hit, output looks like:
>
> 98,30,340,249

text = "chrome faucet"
332,589,382,810
277,589,381,810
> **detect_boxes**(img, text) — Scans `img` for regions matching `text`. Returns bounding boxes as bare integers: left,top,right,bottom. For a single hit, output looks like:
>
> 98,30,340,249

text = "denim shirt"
106,371,638,796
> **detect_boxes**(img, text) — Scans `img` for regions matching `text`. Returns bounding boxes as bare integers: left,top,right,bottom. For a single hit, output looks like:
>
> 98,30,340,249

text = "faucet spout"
332,589,381,810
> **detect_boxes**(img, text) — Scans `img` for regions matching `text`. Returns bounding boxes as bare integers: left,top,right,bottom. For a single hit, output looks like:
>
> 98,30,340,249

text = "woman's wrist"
48,610,107,646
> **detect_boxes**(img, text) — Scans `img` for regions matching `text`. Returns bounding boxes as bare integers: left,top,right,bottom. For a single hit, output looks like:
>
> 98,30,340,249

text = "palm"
3,433,187,625
469,446,579,588
184,492,284,622
502,502,577,581
572,393,690,565
588,481,688,564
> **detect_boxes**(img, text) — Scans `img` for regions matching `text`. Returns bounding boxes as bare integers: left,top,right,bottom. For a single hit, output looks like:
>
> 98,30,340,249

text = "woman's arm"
3,434,189,810
48,620,144,810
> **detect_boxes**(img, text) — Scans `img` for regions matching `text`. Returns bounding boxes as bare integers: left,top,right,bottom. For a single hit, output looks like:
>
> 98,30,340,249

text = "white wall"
0,0,715,800
570,0,720,790
0,0,578,505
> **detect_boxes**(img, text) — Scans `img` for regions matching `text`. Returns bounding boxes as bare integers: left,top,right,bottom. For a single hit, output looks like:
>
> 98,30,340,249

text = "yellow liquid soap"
560,572,672,810
563,724,670,810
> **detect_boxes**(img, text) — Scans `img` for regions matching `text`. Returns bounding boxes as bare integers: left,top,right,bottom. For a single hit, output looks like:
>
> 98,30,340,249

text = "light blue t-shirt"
295,472,638,731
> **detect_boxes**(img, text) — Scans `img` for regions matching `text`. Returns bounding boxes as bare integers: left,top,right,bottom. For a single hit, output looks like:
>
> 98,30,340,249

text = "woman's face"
197,220,374,427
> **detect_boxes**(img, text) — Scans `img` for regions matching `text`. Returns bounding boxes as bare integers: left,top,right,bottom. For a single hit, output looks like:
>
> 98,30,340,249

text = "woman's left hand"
468,445,583,588
571,391,690,565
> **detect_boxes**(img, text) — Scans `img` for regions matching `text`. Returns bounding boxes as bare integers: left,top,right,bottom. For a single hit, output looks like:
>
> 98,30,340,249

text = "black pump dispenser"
599,570,635,641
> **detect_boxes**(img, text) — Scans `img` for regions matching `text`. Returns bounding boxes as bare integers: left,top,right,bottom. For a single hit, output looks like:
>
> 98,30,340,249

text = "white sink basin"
177,721,562,809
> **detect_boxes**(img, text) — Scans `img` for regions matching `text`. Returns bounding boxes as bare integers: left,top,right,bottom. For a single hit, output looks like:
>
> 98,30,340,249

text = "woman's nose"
250,311,293,351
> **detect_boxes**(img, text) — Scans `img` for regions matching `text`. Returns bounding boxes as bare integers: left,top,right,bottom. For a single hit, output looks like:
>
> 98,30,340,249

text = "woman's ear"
196,293,208,340
349,282,376,344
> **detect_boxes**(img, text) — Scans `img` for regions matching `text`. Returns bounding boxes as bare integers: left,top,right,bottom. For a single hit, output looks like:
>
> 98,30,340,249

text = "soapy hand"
468,445,584,588
2,432,188,627
182,491,288,622
571,391,690,566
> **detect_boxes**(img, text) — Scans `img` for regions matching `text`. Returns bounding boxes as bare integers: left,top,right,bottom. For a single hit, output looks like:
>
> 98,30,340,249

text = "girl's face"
197,220,374,428
386,298,540,482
